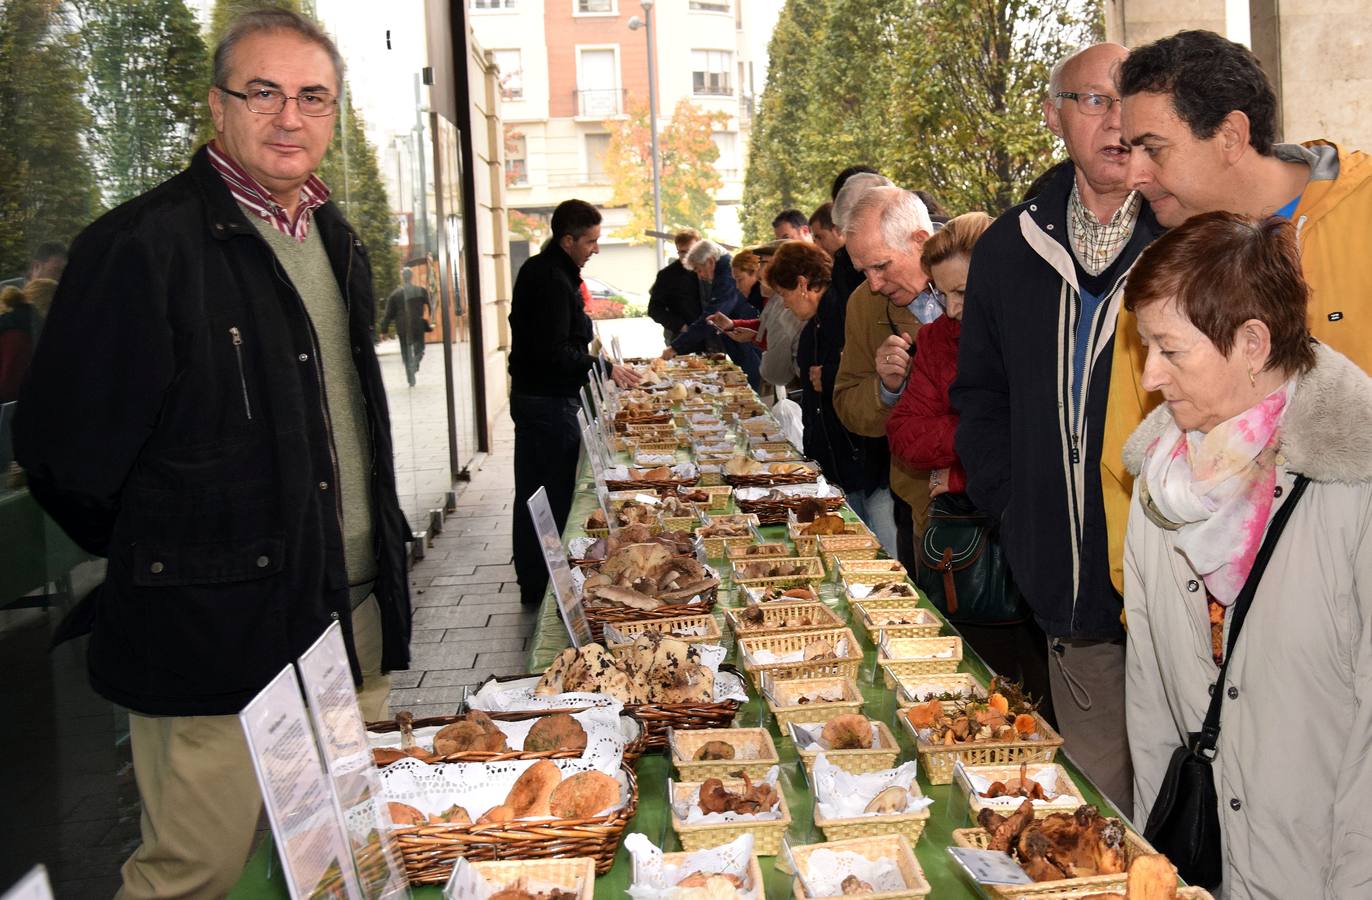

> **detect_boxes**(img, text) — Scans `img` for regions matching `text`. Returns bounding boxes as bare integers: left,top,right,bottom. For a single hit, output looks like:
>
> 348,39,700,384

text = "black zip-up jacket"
646,258,705,335
14,146,412,716
951,164,1162,640
508,241,605,397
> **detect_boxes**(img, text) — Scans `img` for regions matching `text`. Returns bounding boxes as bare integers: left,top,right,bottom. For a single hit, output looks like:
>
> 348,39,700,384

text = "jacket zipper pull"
1070,433,1080,464
229,326,253,420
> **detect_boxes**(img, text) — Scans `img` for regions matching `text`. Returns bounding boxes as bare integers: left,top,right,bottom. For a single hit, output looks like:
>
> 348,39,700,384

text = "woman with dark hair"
1123,212,1372,896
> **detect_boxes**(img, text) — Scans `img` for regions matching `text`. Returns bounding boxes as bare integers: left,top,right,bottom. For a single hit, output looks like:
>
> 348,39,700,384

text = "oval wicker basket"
723,463,821,488
387,764,639,883
365,709,648,765
582,591,719,645
601,612,722,647
738,494,844,525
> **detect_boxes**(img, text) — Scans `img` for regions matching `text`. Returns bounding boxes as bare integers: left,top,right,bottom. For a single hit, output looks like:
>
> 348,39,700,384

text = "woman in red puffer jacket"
887,211,1054,723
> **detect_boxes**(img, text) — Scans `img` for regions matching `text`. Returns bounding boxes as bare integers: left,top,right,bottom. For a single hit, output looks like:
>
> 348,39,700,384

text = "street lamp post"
628,0,664,270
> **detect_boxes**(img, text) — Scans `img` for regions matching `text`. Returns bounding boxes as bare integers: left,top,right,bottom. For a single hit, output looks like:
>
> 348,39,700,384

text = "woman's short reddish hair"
767,240,832,292
1125,211,1315,376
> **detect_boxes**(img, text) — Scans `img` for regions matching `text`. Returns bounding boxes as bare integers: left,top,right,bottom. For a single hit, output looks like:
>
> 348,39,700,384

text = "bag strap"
1193,474,1310,755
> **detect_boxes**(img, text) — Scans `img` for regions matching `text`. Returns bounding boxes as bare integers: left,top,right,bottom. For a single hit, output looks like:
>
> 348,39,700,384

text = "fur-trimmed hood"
1123,342,1372,484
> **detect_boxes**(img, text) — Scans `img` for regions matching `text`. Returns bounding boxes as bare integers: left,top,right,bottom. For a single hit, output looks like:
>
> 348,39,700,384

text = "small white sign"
528,486,593,646
297,624,409,899
1,866,54,900
946,847,1035,885
240,666,363,899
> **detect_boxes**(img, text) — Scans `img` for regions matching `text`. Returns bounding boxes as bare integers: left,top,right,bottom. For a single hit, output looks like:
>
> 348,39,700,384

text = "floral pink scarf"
1140,382,1293,605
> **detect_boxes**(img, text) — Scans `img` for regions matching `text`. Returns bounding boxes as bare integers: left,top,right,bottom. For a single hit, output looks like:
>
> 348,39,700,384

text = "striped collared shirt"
206,140,330,242
1067,183,1141,276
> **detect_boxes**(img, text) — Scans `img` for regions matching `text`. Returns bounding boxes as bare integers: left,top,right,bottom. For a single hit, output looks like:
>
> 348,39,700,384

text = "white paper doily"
626,832,759,900
811,755,932,819
795,848,905,897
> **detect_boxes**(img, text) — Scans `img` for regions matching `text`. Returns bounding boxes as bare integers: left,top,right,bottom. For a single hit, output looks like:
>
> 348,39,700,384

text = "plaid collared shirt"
1067,183,1141,276
206,140,330,241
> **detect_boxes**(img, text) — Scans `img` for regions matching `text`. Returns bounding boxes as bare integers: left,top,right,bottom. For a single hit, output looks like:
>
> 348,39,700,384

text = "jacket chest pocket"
131,534,285,586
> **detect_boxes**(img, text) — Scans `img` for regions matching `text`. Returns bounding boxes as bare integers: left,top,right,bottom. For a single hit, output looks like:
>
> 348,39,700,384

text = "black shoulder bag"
1142,474,1310,889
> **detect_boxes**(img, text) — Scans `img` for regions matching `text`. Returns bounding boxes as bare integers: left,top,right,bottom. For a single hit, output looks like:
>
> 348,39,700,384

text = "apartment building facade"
468,0,761,293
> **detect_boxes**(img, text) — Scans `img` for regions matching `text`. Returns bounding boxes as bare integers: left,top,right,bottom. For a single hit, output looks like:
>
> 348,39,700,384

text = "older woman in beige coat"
1122,212,1372,899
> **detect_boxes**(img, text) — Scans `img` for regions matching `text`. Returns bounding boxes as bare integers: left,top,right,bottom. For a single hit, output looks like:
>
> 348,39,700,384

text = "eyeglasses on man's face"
218,85,338,117
1055,91,1120,116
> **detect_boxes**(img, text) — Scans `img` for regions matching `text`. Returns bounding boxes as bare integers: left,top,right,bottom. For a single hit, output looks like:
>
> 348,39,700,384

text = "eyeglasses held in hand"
1055,91,1121,116
217,85,338,117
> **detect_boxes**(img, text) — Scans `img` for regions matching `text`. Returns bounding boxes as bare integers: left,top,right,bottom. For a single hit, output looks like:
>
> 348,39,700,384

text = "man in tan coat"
833,186,934,553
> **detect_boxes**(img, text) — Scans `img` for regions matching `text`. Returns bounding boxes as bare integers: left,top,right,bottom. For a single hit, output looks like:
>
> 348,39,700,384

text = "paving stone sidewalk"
387,402,541,718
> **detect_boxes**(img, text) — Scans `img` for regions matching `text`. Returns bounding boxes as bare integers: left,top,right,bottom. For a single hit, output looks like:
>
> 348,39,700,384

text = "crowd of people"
626,30,1368,897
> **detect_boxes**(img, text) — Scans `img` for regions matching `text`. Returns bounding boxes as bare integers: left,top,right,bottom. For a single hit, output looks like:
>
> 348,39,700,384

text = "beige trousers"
116,597,390,899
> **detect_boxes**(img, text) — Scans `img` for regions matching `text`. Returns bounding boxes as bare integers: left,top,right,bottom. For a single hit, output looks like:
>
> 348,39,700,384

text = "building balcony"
575,88,626,118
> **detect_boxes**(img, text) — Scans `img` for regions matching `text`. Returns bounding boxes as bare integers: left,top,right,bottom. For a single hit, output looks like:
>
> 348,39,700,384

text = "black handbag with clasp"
1142,474,1309,889
913,492,1030,624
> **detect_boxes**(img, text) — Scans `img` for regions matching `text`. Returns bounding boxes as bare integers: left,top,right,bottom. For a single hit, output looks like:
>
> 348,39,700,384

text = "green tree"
319,98,400,301
74,0,209,207
603,98,728,244
739,0,830,243
0,0,100,276
741,0,1103,228
208,0,399,301
888,0,1103,214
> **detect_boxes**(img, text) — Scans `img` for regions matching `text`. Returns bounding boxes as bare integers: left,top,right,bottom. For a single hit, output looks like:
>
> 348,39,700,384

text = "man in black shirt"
647,228,709,345
380,268,432,386
508,199,639,605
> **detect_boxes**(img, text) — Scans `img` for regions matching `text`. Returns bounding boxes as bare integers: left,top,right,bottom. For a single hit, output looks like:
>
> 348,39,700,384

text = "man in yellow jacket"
1100,29,1372,593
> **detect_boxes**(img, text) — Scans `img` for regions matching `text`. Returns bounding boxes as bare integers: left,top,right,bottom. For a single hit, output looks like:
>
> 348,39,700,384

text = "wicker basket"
738,627,863,686
839,558,910,586
365,709,648,765
628,439,680,455
843,583,923,606
818,535,884,574
788,516,872,554
890,671,987,708
679,485,733,513
898,708,1064,785
793,719,902,776
465,857,596,900
723,463,821,488
853,603,942,642
1022,889,1212,900
725,542,795,562
949,826,1156,899
694,514,761,558
661,514,701,532
387,764,639,882
789,834,930,900
669,726,780,780
955,763,1088,821
670,779,792,854
738,494,844,525
812,789,932,845
725,601,844,637
763,675,864,729
582,593,718,645
615,412,673,430
731,556,826,590
485,669,745,752
877,636,964,686
602,613,723,647
605,475,699,493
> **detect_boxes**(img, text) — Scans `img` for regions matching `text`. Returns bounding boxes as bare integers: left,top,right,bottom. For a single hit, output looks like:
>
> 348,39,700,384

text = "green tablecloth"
232,461,1129,900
